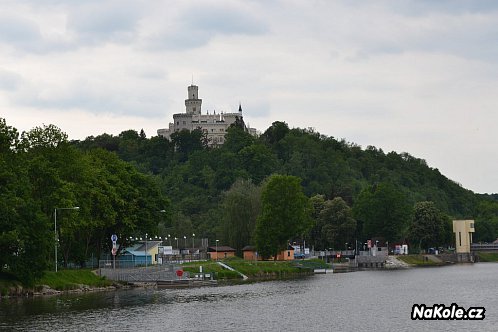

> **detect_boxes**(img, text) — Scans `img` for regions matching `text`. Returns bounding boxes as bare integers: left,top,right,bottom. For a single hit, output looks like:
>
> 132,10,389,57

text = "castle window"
183,121,186,125
176,121,179,125
193,107,196,113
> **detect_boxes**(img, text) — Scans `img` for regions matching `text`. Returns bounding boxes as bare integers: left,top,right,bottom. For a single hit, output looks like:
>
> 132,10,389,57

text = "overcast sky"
1,0,498,194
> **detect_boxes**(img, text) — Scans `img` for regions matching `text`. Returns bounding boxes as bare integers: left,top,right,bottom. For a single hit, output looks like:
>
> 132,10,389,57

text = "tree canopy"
255,175,312,259
3,115,498,283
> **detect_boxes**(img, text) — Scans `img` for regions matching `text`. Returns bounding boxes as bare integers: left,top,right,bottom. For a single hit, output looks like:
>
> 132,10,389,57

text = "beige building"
452,219,475,253
157,84,257,147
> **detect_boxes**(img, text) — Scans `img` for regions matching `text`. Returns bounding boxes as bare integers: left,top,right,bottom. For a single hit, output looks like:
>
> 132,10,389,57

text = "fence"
98,263,188,282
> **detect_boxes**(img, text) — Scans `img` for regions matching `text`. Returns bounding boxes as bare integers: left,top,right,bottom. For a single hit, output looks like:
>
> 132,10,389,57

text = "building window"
459,232,462,246
183,121,186,125
176,121,179,125
193,107,196,113
287,251,290,257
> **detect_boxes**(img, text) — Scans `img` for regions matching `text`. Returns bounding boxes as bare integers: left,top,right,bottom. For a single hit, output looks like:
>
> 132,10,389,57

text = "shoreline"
3,257,492,299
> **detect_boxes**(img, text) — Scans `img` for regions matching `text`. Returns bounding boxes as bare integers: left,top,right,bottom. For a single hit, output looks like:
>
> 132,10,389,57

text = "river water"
1,263,497,331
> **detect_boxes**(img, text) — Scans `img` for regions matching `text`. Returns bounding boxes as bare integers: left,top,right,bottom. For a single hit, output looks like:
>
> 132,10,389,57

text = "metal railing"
98,262,189,282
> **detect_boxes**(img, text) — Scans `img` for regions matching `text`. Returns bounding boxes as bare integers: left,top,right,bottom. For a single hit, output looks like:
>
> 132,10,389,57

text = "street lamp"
184,235,187,247
145,233,148,268
54,206,79,272
168,234,171,246
215,239,219,261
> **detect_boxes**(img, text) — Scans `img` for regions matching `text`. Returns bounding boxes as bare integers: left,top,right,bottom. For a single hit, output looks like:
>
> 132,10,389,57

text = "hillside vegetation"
2,118,498,285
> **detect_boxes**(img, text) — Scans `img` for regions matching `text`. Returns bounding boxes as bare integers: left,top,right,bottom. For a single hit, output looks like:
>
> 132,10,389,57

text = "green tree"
255,174,311,259
222,179,261,256
223,126,254,153
170,129,206,161
353,183,412,242
317,197,356,250
409,201,451,251
261,121,289,146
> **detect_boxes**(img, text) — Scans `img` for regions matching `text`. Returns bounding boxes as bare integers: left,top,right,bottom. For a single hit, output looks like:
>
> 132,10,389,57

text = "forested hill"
73,121,495,242
2,118,498,284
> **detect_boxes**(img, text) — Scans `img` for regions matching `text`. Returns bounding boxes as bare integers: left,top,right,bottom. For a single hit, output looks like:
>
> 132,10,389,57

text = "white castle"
157,84,256,147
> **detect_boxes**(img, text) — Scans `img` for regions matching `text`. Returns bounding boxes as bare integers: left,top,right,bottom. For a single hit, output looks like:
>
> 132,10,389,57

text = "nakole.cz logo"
411,303,485,320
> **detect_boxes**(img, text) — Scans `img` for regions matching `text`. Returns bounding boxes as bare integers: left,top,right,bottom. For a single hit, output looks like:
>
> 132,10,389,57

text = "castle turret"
185,85,202,115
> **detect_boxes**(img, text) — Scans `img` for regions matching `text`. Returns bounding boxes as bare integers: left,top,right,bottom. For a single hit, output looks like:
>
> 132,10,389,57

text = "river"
1,263,497,331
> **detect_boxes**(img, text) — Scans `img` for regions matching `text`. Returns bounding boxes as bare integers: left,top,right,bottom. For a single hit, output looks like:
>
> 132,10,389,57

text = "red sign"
367,240,372,248
176,269,184,277
111,248,117,256
336,253,341,258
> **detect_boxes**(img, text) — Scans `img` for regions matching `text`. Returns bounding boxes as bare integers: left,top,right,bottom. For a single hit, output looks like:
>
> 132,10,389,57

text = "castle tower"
185,85,202,115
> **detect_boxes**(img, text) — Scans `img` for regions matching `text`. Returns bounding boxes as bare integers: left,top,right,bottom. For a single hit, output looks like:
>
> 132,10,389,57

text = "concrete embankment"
217,262,249,280
385,256,411,269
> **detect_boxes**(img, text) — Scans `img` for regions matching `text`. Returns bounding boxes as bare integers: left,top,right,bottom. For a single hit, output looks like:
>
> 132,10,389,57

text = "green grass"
37,269,113,291
181,257,316,280
0,271,21,296
397,255,439,266
475,252,498,262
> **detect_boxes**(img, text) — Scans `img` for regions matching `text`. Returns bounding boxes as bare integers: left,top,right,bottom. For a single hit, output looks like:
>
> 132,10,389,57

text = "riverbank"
0,269,119,298
474,252,498,262
1,259,328,297
181,258,327,280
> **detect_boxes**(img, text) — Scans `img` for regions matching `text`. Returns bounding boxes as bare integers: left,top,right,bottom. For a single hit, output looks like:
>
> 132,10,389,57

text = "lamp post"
215,239,219,261
192,233,195,259
184,235,187,247
54,206,79,272
145,233,148,268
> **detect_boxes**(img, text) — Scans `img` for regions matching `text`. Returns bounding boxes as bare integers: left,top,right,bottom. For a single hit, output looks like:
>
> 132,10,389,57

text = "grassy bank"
38,269,113,291
397,255,441,266
475,252,498,262
0,272,21,296
1,269,112,296
181,258,328,280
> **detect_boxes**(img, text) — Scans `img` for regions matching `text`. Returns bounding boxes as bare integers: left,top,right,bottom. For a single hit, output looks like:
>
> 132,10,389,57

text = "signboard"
367,240,372,248
111,234,118,242
176,269,184,277
336,253,341,258
112,248,117,256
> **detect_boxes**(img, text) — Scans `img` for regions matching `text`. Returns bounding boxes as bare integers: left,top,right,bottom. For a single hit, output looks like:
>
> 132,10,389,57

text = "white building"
157,84,257,147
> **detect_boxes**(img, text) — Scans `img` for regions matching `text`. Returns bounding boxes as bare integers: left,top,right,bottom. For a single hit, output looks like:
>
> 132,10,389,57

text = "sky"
1,0,498,194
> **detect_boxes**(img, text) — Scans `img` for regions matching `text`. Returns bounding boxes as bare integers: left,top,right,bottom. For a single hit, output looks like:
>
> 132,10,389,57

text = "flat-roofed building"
453,219,475,253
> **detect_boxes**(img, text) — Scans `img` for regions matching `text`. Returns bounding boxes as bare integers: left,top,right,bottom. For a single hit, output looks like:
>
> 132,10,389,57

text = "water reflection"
2,264,498,331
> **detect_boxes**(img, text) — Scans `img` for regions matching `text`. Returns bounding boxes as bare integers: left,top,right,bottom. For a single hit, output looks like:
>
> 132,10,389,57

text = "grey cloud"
67,2,142,44
0,1,142,53
0,70,22,91
389,0,498,16
338,4,498,62
145,3,267,50
0,15,42,50
185,5,267,35
16,82,167,118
